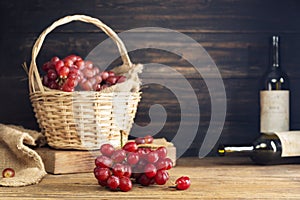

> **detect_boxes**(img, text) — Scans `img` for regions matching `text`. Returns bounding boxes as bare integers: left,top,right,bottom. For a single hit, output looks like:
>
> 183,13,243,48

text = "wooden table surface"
1,157,300,199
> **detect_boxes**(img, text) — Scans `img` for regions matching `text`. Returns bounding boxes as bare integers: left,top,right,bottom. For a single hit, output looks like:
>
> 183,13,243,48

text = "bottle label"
274,131,300,157
260,90,289,133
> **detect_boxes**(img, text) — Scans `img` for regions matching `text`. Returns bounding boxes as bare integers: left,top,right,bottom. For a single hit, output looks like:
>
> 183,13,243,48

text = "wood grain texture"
0,157,300,199
36,144,176,174
1,0,300,156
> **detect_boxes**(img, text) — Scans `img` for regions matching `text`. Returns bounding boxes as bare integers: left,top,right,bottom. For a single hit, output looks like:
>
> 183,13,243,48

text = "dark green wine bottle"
218,133,300,165
260,35,289,133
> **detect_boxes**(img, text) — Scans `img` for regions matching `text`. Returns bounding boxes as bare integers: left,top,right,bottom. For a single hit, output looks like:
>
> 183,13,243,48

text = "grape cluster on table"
93,135,190,192
41,54,126,92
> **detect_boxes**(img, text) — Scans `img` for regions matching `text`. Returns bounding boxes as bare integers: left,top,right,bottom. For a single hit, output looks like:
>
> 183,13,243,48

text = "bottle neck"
218,145,254,157
271,35,280,70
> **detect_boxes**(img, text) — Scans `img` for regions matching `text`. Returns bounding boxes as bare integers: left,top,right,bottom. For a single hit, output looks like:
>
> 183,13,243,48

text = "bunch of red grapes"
93,135,190,192
41,54,126,92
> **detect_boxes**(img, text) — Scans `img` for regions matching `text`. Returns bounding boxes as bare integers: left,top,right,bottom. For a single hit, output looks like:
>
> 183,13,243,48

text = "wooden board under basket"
36,139,176,174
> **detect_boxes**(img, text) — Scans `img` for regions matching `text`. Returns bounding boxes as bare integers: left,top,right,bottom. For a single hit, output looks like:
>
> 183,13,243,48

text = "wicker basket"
28,15,141,150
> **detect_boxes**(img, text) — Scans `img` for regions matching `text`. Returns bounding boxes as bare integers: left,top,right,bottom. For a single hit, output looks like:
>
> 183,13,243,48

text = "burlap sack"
0,124,47,187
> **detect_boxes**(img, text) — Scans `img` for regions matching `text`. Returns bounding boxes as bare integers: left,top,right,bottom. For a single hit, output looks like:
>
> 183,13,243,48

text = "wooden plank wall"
1,0,300,156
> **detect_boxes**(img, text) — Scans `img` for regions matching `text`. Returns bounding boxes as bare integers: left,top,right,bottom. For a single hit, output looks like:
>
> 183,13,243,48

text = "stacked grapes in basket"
28,15,142,150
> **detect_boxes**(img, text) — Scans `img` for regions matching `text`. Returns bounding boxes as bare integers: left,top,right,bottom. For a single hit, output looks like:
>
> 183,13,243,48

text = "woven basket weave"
28,15,141,150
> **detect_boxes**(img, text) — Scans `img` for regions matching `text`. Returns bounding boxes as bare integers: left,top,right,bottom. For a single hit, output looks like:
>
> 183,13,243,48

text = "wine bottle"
218,131,300,165
260,35,289,134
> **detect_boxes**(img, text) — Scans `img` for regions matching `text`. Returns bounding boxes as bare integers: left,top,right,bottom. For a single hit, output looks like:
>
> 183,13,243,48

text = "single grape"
64,58,73,68
137,174,152,186
144,135,154,144
111,149,126,163
84,61,94,69
94,167,111,181
100,143,115,157
112,163,126,178
123,164,132,178
107,175,120,190
119,176,132,192
156,146,168,159
122,141,138,153
83,68,95,78
59,66,70,78
156,157,173,170
154,170,169,185
74,60,85,70
107,71,115,77
147,151,159,163
106,76,118,85
127,152,140,166
2,168,15,178
65,54,78,63
55,60,64,73
100,71,109,81
51,56,60,63
95,155,113,168
135,137,146,145
144,163,157,178
175,176,191,190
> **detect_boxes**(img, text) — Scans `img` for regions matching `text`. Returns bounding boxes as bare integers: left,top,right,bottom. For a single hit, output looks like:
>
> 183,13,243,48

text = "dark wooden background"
1,0,300,156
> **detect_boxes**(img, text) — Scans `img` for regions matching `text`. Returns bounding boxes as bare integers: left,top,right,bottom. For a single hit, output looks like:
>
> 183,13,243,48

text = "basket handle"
29,14,133,93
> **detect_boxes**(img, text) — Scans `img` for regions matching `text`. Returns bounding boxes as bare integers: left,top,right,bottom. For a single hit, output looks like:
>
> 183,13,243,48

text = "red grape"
147,151,159,163
100,144,115,157
64,58,73,68
59,66,70,78
94,167,111,181
108,71,115,76
154,170,169,185
175,176,191,190
123,164,132,178
144,135,154,144
106,76,118,85
107,175,120,190
137,174,152,186
54,60,64,73
75,60,85,70
122,141,138,153
84,61,94,69
65,54,78,63
119,176,132,192
2,168,15,178
95,155,113,168
83,68,95,78
156,146,167,159
127,152,140,166
156,157,173,170
111,149,126,163
144,163,157,178
100,71,109,81
51,56,60,63
112,163,126,178
135,137,146,145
